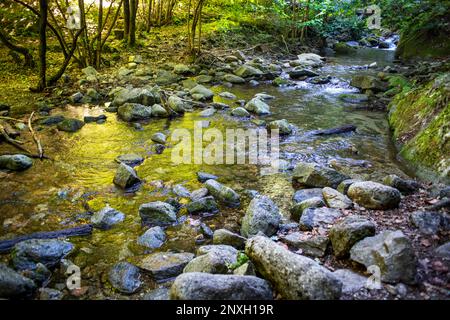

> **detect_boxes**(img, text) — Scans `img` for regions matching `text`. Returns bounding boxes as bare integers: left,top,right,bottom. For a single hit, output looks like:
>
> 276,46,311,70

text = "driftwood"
28,112,44,159
0,124,32,155
0,224,93,253
311,125,357,136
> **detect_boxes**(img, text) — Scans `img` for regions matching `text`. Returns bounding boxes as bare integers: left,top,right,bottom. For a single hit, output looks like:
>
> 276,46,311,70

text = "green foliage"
227,251,249,270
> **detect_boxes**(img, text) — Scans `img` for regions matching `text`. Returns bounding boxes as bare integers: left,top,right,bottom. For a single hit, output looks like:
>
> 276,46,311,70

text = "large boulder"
12,239,74,271
170,273,273,300
246,236,342,300
137,226,166,249
204,179,240,208
322,187,353,209
183,245,238,274
293,162,349,188
244,98,270,115
108,262,142,294
137,252,195,281
117,103,152,122
350,230,417,284
139,201,177,226
113,163,141,189
350,75,388,92
91,206,125,230
299,207,342,231
213,229,247,249
241,195,281,238
234,65,263,78
0,263,36,298
0,154,33,171
347,181,401,210
329,216,376,259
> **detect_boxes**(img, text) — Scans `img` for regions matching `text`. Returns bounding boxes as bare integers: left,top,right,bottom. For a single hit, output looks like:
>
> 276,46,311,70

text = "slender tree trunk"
0,30,35,67
146,0,152,32
123,0,130,38
78,0,89,67
95,0,103,68
128,0,138,46
37,0,48,91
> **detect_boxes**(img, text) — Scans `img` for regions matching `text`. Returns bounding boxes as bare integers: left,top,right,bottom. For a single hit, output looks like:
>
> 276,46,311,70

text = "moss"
388,74,450,182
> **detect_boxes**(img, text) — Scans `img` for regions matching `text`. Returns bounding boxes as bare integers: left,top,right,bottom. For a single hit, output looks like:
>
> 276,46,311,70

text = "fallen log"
28,112,44,159
0,224,93,253
311,125,357,136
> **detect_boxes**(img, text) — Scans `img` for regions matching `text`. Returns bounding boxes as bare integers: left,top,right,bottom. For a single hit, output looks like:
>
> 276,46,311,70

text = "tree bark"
123,0,130,38
128,0,138,46
95,0,103,68
37,0,48,92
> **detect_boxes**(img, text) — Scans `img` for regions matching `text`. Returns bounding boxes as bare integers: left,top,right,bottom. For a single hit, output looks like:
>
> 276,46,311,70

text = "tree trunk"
0,29,35,67
95,0,103,68
146,0,153,32
123,0,130,38
78,0,89,67
128,0,138,46
37,0,48,91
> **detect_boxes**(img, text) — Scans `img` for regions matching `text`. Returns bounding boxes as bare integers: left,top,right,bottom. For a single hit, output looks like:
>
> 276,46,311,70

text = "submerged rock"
329,216,376,259
246,236,342,300
91,206,125,230
0,263,36,298
139,201,177,226
138,252,195,281
350,230,417,284
0,154,33,171
170,272,273,300
241,195,281,238
57,118,85,132
293,162,349,189
115,154,144,167
347,181,401,210
204,179,240,207
113,163,141,189
12,239,74,271
109,262,142,294
138,226,166,249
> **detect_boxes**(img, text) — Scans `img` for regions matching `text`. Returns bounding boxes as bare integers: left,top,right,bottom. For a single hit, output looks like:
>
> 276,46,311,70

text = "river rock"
173,64,192,75
91,206,125,230
234,65,263,78
117,103,152,121
139,201,177,226
204,179,240,208
299,207,343,231
231,107,250,117
295,53,324,67
151,104,168,117
0,263,36,298
288,69,319,79
409,211,448,235
115,153,144,167
290,197,326,221
12,239,74,271
333,269,368,294
151,132,167,144
219,92,237,99
138,252,195,281
241,195,281,238
109,262,142,294
213,229,247,249
293,162,349,188
113,163,141,189
112,87,157,107
0,154,33,171
350,230,417,284
339,93,369,104
334,42,357,54
170,272,272,300
337,179,361,195
186,196,219,215
244,98,270,115
292,188,324,203
57,118,85,132
223,74,246,84
347,181,401,209
138,226,166,249
38,115,65,126
382,175,419,195
168,95,187,113
190,188,209,201
197,172,218,182
199,108,216,117
143,288,170,300
329,216,376,258
268,119,293,135
184,245,238,274
281,233,329,258
246,236,342,299
190,85,214,101
322,187,353,209
350,75,388,92
173,184,190,198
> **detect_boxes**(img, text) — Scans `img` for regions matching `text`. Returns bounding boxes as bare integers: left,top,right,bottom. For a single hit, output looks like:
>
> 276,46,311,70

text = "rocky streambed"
0,44,449,300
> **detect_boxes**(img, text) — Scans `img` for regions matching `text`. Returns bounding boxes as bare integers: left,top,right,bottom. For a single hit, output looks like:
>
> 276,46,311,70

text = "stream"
0,45,413,296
